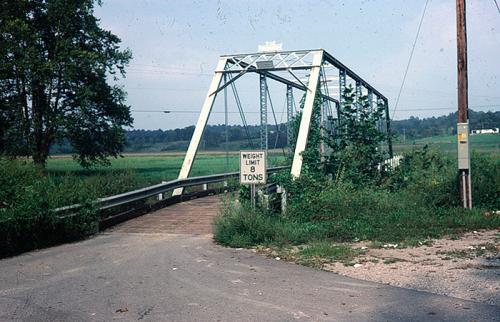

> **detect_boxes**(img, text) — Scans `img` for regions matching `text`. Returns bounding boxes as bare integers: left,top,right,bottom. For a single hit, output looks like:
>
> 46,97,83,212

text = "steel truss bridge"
170,49,393,195
55,50,392,225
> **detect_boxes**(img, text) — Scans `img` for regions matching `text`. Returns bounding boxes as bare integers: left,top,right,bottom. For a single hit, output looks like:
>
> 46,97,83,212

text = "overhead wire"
120,83,500,100
391,0,430,120
130,104,498,114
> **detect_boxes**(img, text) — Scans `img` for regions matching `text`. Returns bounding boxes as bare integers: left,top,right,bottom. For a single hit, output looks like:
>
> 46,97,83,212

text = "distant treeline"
52,124,288,153
391,110,499,140
51,110,498,153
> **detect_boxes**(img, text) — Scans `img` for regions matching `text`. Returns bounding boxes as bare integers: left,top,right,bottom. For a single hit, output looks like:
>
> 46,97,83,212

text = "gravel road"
0,231,499,321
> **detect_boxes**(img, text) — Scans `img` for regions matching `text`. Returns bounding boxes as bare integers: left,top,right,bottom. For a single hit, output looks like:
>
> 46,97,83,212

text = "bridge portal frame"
173,49,392,196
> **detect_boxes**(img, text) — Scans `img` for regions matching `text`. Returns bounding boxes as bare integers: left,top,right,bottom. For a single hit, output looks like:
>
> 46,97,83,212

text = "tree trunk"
32,80,49,166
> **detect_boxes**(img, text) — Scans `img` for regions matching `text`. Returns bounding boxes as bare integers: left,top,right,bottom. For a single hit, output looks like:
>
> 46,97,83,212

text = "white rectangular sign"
240,150,267,184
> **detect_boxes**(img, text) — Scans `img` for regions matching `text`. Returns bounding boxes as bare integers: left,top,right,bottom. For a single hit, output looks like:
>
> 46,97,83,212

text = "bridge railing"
54,166,289,219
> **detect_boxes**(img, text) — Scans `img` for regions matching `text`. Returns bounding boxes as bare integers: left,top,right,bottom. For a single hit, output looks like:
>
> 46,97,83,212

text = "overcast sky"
95,0,500,130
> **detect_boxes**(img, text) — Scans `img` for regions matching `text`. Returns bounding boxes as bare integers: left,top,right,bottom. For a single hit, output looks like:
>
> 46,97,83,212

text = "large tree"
0,0,132,166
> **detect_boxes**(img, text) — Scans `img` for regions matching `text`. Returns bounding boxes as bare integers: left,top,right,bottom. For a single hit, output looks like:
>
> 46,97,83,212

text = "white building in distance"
471,128,499,134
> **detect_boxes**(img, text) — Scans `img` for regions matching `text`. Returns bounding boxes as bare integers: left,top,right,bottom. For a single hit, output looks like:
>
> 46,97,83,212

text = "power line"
131,104,498,114
125,85,500,101
494,0,500,14
383,85,500,100
397,105,499,111
392,0,430,120
131,109,261,114
125,65,500,100
126,69,212,77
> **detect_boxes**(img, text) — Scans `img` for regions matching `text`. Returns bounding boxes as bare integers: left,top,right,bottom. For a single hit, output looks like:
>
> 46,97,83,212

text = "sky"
94,0,500,130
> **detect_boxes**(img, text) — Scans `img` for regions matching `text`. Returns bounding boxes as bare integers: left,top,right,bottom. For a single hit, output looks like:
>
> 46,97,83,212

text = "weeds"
438,250,471,259
437,243,498,260
0,159,140,258
383,258,406,265
297,242,362,265
214,148,500,262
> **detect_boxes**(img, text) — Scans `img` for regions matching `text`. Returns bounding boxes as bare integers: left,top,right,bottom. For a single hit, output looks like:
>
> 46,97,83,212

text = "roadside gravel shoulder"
326,230,499,306
257,229,500,306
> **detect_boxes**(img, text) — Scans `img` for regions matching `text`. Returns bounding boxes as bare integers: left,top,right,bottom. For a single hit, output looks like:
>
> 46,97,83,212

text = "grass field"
46,134,499,187
393,133,499,154
47,134,500,185
47,151,287,186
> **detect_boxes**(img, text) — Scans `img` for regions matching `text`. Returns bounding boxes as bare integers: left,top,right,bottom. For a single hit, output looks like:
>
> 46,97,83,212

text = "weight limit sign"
239,150,267,184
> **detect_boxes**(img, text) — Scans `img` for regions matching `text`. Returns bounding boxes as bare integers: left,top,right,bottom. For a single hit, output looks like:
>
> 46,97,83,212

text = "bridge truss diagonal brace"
173,57,228,196
290,51,324,177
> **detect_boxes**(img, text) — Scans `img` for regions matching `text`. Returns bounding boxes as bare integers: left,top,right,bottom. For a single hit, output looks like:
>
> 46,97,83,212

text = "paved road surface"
0,196,499,321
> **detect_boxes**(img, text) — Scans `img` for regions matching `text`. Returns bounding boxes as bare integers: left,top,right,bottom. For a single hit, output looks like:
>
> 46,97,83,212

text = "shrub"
471,152,500,209
0,159,141,258
385,147,499,210
288,182,488,242
213,199,330,247
383,147,459,207
215,148,499,248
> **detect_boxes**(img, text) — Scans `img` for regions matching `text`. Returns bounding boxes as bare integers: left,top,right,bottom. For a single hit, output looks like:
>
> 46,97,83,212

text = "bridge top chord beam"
218,49,387,102
322,51,387,101
224,57,339,105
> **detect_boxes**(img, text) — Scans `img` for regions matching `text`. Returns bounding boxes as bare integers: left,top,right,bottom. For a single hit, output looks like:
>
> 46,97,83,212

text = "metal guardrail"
54,166,289,215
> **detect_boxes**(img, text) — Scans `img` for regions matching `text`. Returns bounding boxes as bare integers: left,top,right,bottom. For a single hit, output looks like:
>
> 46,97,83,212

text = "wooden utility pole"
456,0,472,208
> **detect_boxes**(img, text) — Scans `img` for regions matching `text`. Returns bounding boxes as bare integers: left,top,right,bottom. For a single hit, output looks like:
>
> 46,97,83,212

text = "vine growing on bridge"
287,84,390,186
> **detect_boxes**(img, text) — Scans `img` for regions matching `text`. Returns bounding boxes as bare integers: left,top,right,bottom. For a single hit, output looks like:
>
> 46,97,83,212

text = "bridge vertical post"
384,98,393,158
173,57,228,196
333,101,340,139
355,81,362,119
260,74,268,153
224,73,229,173
368,89,373,113
339,69,346,107
319,74,326,160
339,69,347,130
290,50,324,177
286,85,293,153
281,188,287,213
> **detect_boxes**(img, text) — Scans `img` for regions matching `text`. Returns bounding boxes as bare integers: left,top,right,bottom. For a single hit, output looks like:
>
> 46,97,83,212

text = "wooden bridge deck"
109,195,222,235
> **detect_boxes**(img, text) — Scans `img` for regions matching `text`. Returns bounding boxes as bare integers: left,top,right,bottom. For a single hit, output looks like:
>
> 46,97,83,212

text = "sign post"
240,150,267,208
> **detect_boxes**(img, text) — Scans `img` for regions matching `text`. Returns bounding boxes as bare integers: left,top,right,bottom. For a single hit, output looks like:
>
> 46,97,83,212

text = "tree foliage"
325,85,389,183
287,84,389,184
0,0,132,167
52,124,290,154
391,110,500,140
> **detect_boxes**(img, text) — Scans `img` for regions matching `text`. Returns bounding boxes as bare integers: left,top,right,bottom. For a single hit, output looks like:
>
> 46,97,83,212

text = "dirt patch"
256,229,500,306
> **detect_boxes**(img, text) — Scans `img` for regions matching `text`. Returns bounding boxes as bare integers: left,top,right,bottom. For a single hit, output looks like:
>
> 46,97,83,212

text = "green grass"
123,139,267,153
47,152,286,187
436,244,497,259
296,242,362,266
214,148,499,253
44,133,498,187
394,133,499,154
215,188,500,248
